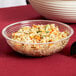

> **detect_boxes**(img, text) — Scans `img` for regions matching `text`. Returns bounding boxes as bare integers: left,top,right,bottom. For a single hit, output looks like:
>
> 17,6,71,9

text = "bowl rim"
30,0,76,7
31,0,76,3
2,20,74,45
31,1,76,8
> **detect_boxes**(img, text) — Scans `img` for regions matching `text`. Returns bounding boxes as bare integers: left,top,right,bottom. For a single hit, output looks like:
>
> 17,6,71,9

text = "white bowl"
29,0,76,23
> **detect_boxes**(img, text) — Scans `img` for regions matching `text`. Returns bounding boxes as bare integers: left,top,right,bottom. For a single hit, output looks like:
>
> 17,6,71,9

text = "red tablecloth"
0,5,76,76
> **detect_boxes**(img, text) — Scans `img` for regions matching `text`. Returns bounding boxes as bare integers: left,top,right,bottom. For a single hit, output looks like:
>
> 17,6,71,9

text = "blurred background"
0,0,27,8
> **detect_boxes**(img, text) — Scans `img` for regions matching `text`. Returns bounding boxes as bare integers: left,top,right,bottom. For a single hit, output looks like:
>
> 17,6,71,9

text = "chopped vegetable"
12,24,69,43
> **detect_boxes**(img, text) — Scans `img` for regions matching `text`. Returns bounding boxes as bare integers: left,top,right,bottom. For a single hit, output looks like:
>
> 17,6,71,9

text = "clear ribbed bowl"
2,20,74,56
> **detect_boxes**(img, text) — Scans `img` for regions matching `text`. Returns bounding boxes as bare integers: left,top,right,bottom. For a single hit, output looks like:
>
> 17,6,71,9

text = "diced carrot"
32,24,37,28
52,29,54,31
30,36,33,39
49,39,52,42
34,35,41,41
49,43,53,46
49,29,54,34
50,31,52,34
29,32,33,34
54,32,57,35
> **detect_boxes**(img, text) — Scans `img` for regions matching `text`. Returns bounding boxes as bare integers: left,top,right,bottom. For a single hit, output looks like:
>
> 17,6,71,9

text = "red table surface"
0,5,76,76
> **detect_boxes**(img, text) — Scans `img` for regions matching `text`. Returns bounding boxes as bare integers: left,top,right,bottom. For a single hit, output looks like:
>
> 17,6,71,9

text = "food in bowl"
2,20,74,56
12,24,69,44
